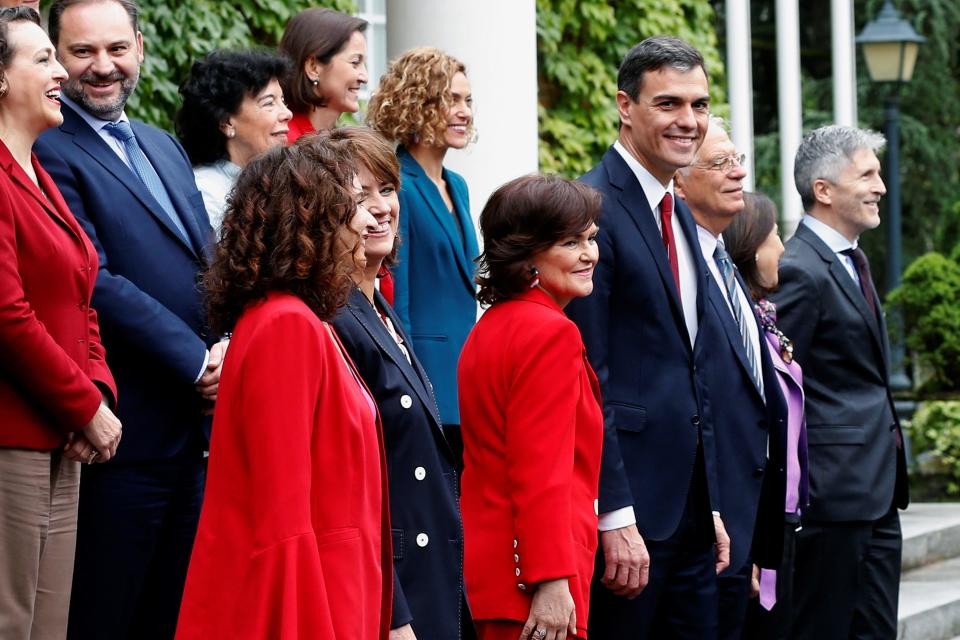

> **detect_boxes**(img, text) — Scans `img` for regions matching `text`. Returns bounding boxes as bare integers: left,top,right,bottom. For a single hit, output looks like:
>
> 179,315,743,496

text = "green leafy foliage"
128,0,355,132
536,0,727,177
910,400,960,495
887,252,960,393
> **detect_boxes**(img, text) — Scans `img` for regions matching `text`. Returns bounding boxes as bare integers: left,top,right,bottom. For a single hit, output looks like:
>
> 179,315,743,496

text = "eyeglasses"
693,153,746,173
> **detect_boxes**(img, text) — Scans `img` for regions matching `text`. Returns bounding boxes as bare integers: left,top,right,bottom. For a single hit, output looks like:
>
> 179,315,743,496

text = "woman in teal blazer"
369,47,478,442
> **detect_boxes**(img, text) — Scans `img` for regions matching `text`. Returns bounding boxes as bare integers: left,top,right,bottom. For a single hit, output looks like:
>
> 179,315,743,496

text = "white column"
776,0,803,237
831,0,858,126
726,0,755,191
385,0,539,225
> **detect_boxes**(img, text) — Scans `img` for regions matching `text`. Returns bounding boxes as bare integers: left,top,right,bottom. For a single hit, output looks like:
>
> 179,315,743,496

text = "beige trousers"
0,448,80,640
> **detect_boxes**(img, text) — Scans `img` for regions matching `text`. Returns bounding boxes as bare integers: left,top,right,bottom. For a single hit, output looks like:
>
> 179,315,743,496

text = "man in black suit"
567,36,731,639
771,125,909,638
675,118,788,639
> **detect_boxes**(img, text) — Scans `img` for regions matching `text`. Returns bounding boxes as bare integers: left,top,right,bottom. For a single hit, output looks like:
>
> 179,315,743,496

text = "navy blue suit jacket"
333,288,468,639
697,262,788,572
393,146,478,425
34,102,213,461
566,146,721,541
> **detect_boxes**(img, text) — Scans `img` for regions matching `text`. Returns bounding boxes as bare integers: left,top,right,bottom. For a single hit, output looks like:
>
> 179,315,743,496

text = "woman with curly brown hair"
367,47,478,466
458,175,604,640
174,135,392,640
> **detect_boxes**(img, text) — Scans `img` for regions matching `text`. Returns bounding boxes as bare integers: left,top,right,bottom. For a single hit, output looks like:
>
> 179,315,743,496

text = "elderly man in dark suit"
33,0,223,637
566,36,732,639
675,118,789,639
771,125,909,639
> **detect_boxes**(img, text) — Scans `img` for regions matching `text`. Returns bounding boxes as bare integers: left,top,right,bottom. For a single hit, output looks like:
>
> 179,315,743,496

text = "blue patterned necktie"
714,239,764,396
104,120,189,243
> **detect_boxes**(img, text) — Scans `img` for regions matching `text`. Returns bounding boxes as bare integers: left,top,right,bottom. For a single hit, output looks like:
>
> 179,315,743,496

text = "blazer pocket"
806,424,865,445
412,334,448,342
392,528,404,561
609,401,647,433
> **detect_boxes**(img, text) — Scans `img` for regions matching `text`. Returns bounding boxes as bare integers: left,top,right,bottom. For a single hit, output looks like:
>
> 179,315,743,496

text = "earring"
226,129,236,139
754,253,760,263
310,78,319,87
528,266,540,289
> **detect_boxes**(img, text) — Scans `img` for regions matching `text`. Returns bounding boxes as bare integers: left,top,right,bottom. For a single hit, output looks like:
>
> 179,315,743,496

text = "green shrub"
887,252,960,393
910,400,960,496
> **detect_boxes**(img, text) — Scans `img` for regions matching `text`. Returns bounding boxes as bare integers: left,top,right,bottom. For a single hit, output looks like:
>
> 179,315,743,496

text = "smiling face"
339,172,378,270
57,0,143,121
223,78,292,168
675,125,746,234
617,65,710,185
354,161,398,267
817,148,886,241
442,71,472,150
532,223,600,309
0,20,68,137
310,29,367,115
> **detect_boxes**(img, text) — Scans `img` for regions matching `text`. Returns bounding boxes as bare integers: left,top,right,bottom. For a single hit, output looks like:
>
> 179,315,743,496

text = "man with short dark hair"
34,0,223,636
567,36,729,638
676,119,789,639
771,124,909,638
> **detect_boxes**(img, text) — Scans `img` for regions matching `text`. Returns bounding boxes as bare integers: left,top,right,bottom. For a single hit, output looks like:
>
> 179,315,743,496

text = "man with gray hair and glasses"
771,124,909,638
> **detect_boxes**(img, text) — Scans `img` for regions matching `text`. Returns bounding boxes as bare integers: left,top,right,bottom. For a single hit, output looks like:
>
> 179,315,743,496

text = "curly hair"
367,47,471,148
175,49,290,166
325,126,401,267
204,134,360,332
475,175,601,307
278,8,367,113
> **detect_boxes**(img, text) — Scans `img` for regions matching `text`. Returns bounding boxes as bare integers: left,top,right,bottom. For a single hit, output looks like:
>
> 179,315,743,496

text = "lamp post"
856,1,924,393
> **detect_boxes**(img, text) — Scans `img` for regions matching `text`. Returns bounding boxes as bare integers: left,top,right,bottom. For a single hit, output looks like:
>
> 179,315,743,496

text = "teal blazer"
393,146,478,425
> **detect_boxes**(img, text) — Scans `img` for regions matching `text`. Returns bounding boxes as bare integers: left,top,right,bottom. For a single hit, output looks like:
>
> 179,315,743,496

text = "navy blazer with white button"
333,287,468,639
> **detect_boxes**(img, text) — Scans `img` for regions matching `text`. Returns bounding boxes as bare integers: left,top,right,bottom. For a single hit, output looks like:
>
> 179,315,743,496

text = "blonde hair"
367,47,472,148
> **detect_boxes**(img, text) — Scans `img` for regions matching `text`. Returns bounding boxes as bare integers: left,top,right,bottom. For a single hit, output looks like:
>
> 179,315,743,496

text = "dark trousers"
68,455,205,640
742,514,801,640
718,559,753,640
789,506,901,640
589,451,717,639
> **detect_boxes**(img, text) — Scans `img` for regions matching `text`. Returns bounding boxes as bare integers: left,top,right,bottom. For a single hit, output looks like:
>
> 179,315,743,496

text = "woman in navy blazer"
724,192,809,640
330,127,470,640
368,47,478,449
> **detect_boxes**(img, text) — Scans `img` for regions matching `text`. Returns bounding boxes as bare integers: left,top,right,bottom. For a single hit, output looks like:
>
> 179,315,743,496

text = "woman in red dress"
174,134,391,639
458,175,604,640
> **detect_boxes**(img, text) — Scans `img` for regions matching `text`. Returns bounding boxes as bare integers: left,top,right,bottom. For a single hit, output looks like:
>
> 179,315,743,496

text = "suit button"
514,554,520,563
753,466,765,478
513,539,518,548
594,499,599,515
414,466,426,481
515,568,521,577
416,533,429,547
400,395,413,409
691,415,701,426
518,583,527,591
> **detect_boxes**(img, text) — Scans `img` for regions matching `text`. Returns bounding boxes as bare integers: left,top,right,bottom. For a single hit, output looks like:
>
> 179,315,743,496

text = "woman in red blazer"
0,8,120,638
174,135,390,639
458,175,603,640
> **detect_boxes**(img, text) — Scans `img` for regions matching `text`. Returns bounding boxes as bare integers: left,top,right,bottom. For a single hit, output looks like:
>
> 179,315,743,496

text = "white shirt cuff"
194,350,210,383
598,506,637,532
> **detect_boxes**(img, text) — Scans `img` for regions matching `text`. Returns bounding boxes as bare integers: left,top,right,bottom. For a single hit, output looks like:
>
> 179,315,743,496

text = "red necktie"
660,193,682,301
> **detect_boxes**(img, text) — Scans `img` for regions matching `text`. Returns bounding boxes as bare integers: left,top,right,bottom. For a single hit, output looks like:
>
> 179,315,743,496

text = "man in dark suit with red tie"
771,125,909,639
566,36,731,638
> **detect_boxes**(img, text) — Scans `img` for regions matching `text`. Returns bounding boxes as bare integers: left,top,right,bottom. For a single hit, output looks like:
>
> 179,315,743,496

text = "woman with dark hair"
176,49,292,232
0,7,120,637
367,47,477,463
458,175,603,640
330,127,471,640
174,135,392,640
722,191,808,640
279,7,367,138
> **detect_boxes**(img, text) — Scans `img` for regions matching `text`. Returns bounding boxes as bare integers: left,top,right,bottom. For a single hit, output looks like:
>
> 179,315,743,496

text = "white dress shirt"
802,215,861,286
193,160,240,234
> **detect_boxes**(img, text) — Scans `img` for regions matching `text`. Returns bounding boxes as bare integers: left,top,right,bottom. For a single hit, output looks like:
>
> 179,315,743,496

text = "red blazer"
175,292,392,640
458,287,603,637
287,111,315,143
0,142,115,449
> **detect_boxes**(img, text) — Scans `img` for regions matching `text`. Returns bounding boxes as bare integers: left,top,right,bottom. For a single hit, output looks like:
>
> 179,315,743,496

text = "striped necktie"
104,120,189,244
715,240,764,396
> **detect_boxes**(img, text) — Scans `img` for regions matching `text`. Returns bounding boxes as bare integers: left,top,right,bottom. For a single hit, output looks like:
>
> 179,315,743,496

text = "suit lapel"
705,270,763,400
60,105,198,258
4,154,77,241
603,150,688,339
675,197,708,324
347,289,451,455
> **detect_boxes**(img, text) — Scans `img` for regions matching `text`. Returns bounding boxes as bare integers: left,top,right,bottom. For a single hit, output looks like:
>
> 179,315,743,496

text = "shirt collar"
60,93,129,133
613,139,674,213
801,214,858,253
697,224,720,260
